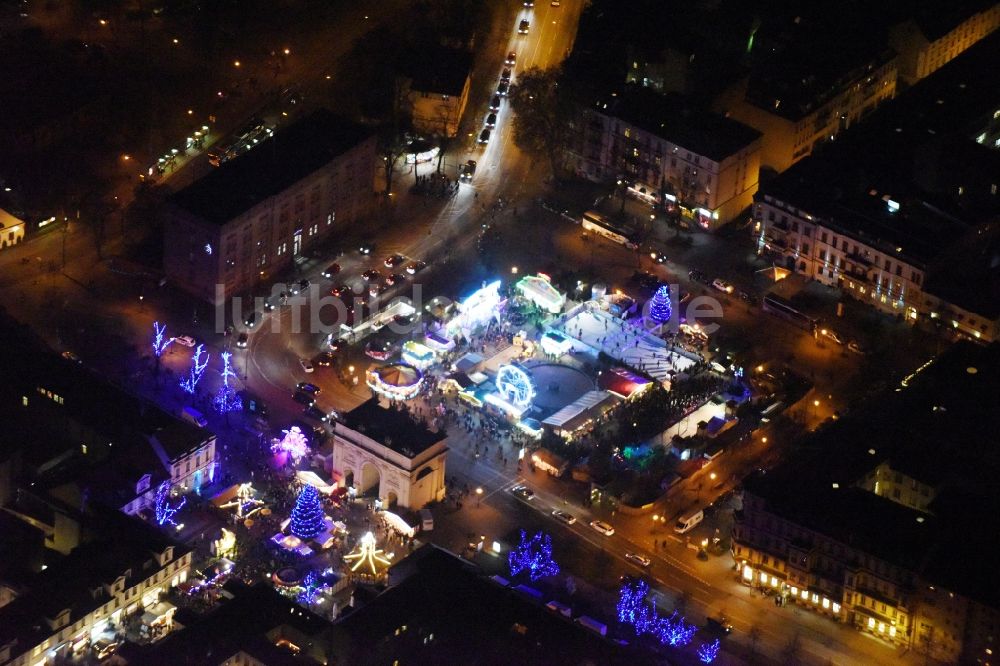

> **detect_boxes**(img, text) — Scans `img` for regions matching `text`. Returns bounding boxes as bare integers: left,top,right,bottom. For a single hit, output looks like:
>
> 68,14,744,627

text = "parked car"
511,485,535,500
624,552,651,567
296,382,321,395
590,520,615,536
303,405,330,422
406,260,427,274
386,273,408,286
313,351,335,366
362,269,382,281
706,616,734,635
292,391,315,407
688,269,709,284
172,335,196,347
552,510,577,525
712,278,735,294
236,332,249,348
518,19,530,33
384,254,406,268
61,350,82,363
321,263,341,279
299,358,314,373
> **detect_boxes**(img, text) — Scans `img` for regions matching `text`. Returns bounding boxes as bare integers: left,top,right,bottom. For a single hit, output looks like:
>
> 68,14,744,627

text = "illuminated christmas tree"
508,530,560,582
649,284,672,323
152,321,172,357
272,426,309,462
289,485,325,540
697,638,721,663
654,611,697,647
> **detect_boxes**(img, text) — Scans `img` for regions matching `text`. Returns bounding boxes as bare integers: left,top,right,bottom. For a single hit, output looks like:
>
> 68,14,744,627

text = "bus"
581,211,638,250
762,294,817,331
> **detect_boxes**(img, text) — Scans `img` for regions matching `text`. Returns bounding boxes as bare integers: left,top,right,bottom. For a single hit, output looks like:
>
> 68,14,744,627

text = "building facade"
890,3,1000,85
401,47,473,139
330,401,447,510
567,90,762,230
713,56,897,174
164,110,376,304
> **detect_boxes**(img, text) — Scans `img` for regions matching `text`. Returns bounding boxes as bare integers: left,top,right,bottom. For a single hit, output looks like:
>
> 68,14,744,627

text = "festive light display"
272,426,310,462
212,351,243,413
649,284,672,324
152,321,172,357
154,482,186,526
617,578,652,628
296,571,326,605
179,344,210,394
508,530,560,582
289,485,325,540
495,364,534,408
653,611,697,647
697,638,721,663
343,531,392,574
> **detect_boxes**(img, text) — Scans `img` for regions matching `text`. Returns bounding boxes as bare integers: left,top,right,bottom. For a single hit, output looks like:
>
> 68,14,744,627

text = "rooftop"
744,341,1000,607
598,87,761,162
337,398,446,458
169,109,372,225
402,45,474,97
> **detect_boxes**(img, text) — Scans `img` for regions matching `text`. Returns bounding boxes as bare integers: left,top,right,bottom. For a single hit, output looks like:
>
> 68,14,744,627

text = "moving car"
361,269,382,281
490,94,502,112
328,337,347,351
460,160,477,182
712,278,735,294
551,0,560,5
303,405,330,422
688,269,709,284
590,520,615,536
624,552,652,568
706,616,734,635
299,358,314,373
243,311,261,328
500,68,512,83
386,273,408,286
496,80,509,96
292,391,315,407
505,51,517,66
61,350,82,363
313,351,335,366
172,335,196,347
236,332,249,348
296,382,321,395
820,328,845,345
358,244,372,255
523,0,534,6
518,19,530,34
479,128,491,144
552,510,577,525
484,112,497,129
321,263,341,279
406,260,427,274
330,284,349,298
384,254,406,268
511,485,535,500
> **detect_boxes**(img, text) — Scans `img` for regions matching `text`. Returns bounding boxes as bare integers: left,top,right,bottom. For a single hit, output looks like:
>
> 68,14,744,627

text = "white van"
674,508,704,534
180,406,208,428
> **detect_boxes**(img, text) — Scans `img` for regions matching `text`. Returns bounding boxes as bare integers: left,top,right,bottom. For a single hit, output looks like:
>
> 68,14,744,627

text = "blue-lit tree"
617,578,653,630
697,638,721,663
508,530,560,582
653,611,697,647
154,481,186,526
152,321,172,357
296,571,325,606
179,344,210,394
289,485,325,540
649,284,672,324
212,351,242,414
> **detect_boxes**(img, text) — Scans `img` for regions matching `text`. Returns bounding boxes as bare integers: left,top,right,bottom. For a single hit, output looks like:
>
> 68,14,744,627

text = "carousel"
366,363,424,400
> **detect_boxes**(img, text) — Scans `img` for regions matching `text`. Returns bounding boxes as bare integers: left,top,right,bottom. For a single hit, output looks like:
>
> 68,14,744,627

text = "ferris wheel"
496,364,535,408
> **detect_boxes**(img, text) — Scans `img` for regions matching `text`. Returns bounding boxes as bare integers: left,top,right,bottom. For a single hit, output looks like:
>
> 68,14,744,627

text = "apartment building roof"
117,581,328,665
170,109,372,225
402,46,474,97
0,511,190,650
902,0,998,42
744,341,1000,607
336,398,446,459
600,87,761,162
924,221,1000,319
330,544,630,663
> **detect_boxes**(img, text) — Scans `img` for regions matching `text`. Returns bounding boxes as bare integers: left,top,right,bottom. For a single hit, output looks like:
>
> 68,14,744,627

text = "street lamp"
511,266,518,275
476,487,483,507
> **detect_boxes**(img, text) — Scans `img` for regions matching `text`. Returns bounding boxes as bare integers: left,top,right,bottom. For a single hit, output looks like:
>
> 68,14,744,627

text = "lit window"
22,396,28,406
889,626,897,638
822,598,830,609
760,572,768,583
878,622,886,633
801,590,809,600
832,603,841,613
791,586,798,596
811,593,819,604
868,617,876,629
771,576,779,587
743,566,753,581
81,444,88,455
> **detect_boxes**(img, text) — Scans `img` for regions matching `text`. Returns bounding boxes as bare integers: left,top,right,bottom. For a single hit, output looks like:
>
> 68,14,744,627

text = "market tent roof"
598,367,651,398
453,353,484,374
372,363,422,387
542,391,619,431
